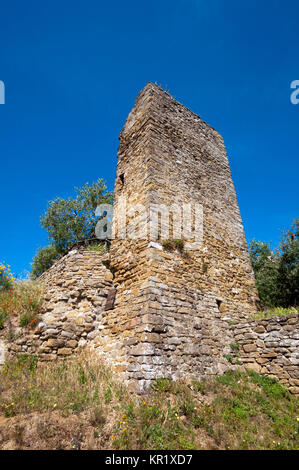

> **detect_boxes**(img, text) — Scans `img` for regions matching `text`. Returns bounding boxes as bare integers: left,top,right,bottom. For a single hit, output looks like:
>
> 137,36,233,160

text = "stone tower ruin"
5,82,272,394
94,82,259,392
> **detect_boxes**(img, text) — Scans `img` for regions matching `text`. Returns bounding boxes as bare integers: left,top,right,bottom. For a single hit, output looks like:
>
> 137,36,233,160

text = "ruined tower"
95,83,259,392
5,83,298,395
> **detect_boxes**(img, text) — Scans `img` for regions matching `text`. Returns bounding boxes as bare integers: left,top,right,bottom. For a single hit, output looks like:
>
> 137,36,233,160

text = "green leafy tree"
31,179,113,278
249,218,299,308
30,244,64,279
249,240,279,307
276,219,299,307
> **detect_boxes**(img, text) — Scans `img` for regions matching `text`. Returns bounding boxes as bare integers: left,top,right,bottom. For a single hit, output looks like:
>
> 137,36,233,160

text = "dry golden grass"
0,281,43,329
0,350,298,450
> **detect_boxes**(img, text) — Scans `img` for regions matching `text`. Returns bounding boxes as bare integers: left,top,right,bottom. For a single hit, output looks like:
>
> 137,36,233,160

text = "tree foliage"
276,219,299,307
31,179,113,278
249,219,299,308
31,245,64,279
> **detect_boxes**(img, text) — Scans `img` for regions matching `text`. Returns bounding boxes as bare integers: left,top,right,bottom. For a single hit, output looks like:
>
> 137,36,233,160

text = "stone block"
243,343,257,353
57,348,72,355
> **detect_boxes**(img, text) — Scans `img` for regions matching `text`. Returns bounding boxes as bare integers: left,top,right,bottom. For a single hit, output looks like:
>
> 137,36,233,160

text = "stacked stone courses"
2,83,297,394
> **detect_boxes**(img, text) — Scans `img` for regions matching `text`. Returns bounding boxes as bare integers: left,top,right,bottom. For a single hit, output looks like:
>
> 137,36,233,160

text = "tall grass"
0,351,298,450
0,281,43,329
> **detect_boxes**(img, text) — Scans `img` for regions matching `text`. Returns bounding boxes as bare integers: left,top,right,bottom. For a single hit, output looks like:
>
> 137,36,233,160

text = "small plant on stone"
162,239,187,257
224,342,240,365
230,342,240,355
88,242,106,252
162,240,175,251
173,239,184,252
224,354,234,364
202,261,208,273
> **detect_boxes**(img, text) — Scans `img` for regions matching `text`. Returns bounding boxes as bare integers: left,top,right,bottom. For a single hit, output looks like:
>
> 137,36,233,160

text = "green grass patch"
250,306,299,320
0,354,298,450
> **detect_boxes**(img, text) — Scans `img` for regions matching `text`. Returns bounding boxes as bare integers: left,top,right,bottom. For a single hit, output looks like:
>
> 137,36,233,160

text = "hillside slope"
0,351,298,450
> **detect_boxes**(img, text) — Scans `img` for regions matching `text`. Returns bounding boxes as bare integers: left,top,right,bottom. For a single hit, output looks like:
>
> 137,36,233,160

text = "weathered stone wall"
234,314,299,394
92,82,260,392
143,83,259,319
3,248,298,394
3,83,297,396
7,249,114,360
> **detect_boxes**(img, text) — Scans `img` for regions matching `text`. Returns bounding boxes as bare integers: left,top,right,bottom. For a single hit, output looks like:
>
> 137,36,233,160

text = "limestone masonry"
3,83,298,393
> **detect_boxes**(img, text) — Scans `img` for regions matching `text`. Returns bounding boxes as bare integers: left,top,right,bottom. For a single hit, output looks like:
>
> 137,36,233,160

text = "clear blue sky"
0,0,298,278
